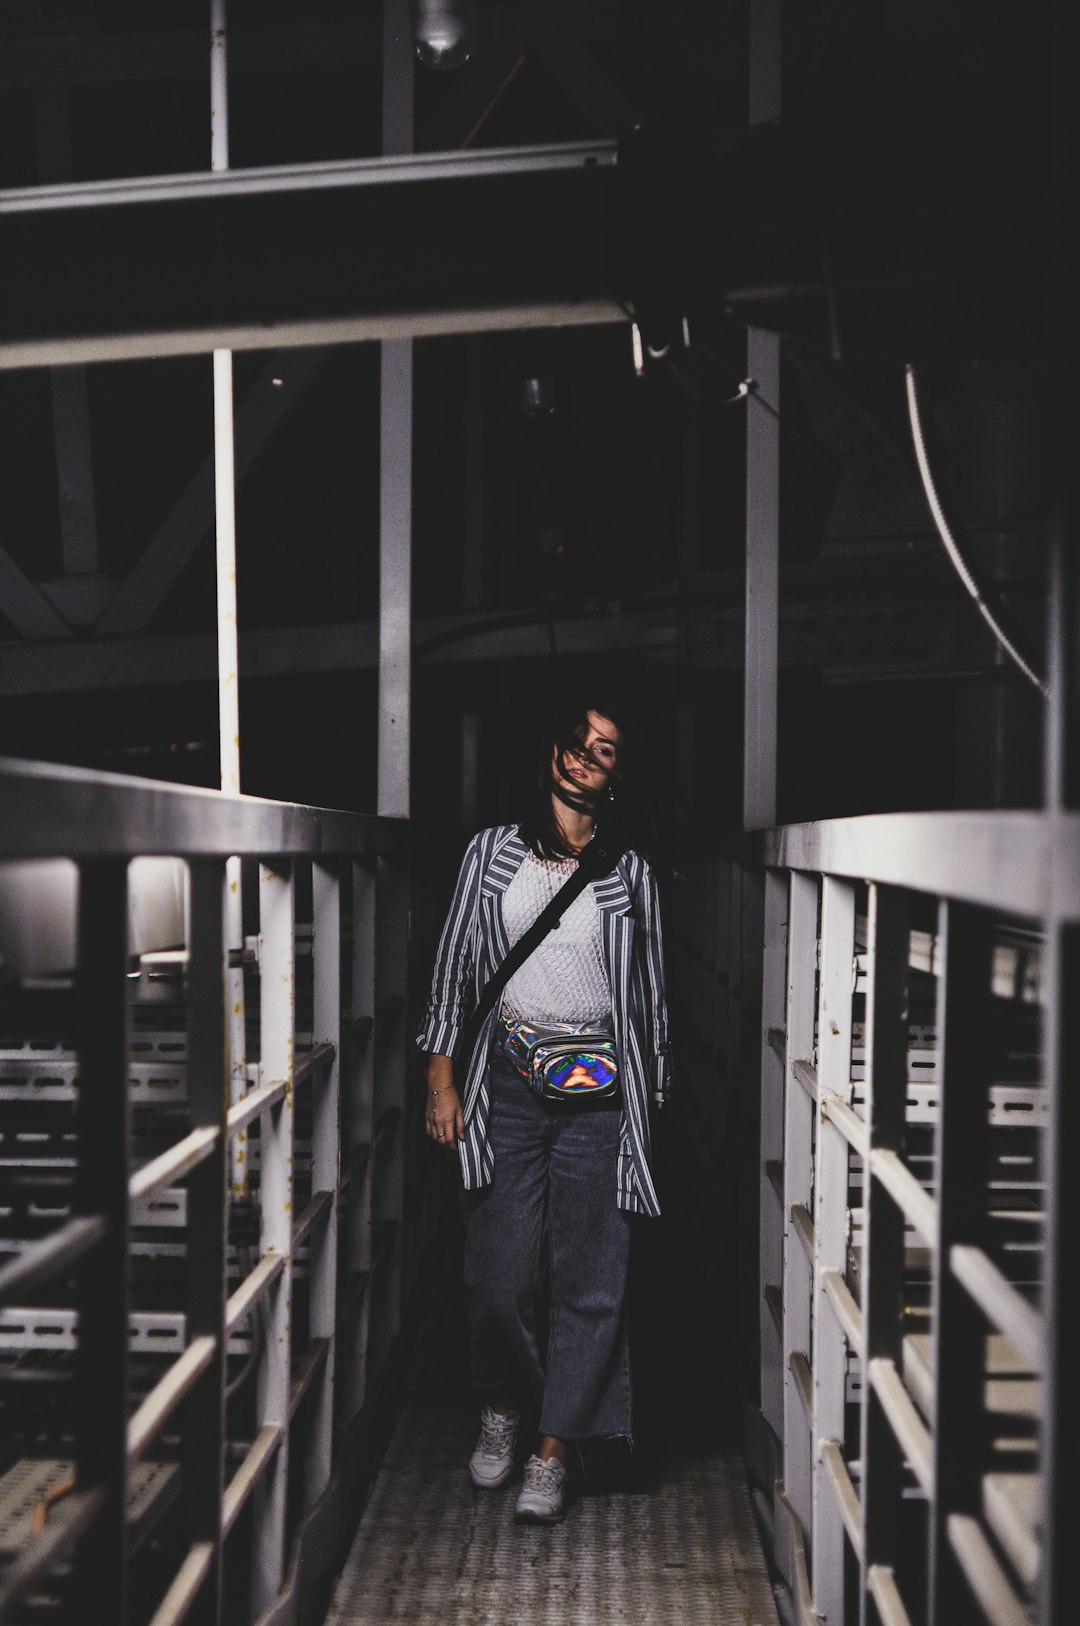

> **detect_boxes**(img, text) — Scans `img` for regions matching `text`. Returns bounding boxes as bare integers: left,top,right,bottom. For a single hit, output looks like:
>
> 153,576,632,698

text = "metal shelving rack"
754,809,1077,1626
0,757,409,1626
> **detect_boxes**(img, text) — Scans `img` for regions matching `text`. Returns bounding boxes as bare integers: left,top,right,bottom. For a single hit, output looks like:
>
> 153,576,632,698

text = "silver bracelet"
429,1082,452,1097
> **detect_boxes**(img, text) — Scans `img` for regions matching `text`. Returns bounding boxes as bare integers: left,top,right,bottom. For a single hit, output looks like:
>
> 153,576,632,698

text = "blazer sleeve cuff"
415,1014,464,1058
649,1047,672,1104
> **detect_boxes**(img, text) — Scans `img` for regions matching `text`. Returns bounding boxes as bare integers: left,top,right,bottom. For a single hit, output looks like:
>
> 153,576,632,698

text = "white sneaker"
514,1453,569,1524
468,1405,521,1489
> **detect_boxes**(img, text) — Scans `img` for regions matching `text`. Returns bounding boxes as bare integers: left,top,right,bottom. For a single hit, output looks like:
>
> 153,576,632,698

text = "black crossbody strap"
456,828,625,1061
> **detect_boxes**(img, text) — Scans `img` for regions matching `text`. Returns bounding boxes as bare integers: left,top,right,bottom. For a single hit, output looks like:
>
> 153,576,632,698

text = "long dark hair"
518,693,662,868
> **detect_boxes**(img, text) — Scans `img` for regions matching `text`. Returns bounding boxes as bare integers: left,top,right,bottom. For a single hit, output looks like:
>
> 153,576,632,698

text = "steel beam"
0,144,621,369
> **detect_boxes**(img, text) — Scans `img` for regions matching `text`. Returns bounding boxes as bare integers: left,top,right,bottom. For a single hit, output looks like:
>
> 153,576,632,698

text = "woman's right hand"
425,1054,464,1150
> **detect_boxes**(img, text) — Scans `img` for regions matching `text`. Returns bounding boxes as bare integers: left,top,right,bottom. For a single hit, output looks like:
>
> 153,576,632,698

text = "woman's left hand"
425,1055,464,1149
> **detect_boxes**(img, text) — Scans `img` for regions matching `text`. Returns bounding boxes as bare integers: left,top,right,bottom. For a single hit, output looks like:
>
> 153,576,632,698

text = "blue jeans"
460,1049,632,1441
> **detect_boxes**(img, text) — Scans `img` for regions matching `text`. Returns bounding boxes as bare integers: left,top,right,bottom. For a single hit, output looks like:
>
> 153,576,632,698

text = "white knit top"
500,849,610,1026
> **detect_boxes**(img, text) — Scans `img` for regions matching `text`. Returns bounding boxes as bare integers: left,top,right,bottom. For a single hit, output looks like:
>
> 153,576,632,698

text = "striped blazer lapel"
597,860,635,1051
477,828,527,968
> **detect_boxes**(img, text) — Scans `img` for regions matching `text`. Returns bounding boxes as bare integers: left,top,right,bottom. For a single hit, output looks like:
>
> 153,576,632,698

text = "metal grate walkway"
328,1394,780,1626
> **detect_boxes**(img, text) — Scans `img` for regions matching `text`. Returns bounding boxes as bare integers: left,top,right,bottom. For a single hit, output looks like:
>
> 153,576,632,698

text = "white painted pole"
210,0,248,1201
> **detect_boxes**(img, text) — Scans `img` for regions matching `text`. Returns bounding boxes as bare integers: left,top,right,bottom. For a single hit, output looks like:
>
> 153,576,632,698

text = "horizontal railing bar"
790,1350,813,1423
0,754,409,860
225,1250,286,1334
822,1093,868,1156
763,809,1080,922
767,1027,787,1064
868,1358,932,1494
129,1129,219,1206
127,1335,216,1465
947,1513,1032,1626
222,1423,285,1537
0,1485,106,1616
0,1216,106,1305
292,1190,333,1251
791,1059,817,1100
791,1203,815,1267
983,1473,1038,1589
227,1081,287,1134
145,1540,215,1626
820,1440,863,1559
869,1149,937,1246
294,1042,335,1088
289,1337,330,1420
822,1266,864,1358
867,1565,914,1626
950,1245,1043,1373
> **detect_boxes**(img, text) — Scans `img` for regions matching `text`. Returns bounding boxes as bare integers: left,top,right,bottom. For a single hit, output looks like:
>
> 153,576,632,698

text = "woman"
417,698,671,1525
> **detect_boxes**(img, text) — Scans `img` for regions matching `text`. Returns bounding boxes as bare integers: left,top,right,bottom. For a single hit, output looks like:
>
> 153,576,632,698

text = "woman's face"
552,709,622,800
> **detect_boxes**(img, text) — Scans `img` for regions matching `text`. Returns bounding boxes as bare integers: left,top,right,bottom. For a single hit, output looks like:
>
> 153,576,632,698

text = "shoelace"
523,1456,565,1493
479,1411,517,1454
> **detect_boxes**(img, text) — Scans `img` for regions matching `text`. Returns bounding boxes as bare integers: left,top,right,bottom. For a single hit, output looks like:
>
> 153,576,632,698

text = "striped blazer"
416,824,671,1217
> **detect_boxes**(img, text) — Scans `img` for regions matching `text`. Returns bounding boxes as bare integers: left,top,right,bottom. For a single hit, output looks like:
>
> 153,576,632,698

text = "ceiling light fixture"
411,0,476,71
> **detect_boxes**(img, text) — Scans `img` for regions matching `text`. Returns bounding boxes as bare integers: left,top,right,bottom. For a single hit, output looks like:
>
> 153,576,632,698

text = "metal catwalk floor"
328,1393,780,1626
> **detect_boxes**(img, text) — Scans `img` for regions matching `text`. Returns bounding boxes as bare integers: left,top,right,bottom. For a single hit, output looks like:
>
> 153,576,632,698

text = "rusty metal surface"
329,1398,780,1626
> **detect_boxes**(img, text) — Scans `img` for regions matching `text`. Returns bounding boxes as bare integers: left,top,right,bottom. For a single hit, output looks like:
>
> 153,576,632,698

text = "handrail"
221,1424,285,1537
820,1440,862,1559
145,1541,216,1626
226,1249,287,1335
950,1245,1043,1373
0,1216,106,1306
867,1359,932,1495
0,753,408,860
129,1128,219,1207
0,1486,106,1617
127,1335,217,1465
762,808,1080,920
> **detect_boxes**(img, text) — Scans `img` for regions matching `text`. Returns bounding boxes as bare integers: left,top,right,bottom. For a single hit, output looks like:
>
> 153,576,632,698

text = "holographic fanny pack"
500,1015,619,1102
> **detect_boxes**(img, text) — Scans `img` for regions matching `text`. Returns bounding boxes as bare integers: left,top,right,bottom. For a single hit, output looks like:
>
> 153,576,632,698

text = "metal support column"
783,870,819,1544
812,877,855,1626
250,863,295,1618
377,0,414,824
182,860,229,1625
743,0,781,833
927,900,995,1625
859,885,911,1626
306,862,342,1509
341,859,377,1427
759,866,788,1438
208,0,248,1203
70,860,131,1625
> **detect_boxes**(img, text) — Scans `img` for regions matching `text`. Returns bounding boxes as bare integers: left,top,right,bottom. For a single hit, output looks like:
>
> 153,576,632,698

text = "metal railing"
0,755,409,1626
754,808,1078,1626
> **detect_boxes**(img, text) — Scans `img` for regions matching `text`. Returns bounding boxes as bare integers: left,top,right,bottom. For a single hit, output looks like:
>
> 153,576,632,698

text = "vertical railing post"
858,884,911,1626
341,858,376,1427
184,859,229,1626
812,876,856,1626
371,854,407,1375
743,0,781,834
927,900,995,1626
759,866,788,1438
70,859,131,1626
783,870,819,1541
306,860,341,1509
250,861,295,1618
